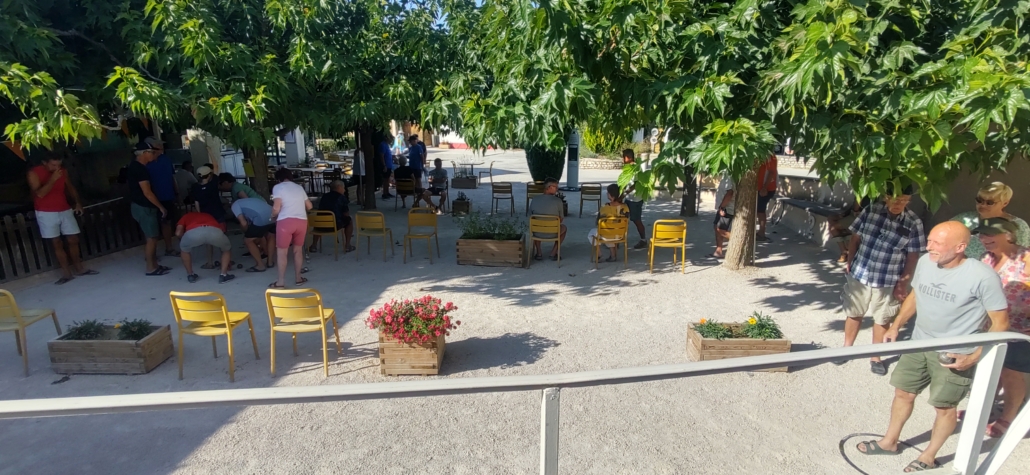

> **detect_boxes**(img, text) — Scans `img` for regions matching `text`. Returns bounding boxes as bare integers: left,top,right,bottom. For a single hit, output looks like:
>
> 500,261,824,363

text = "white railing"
3,332,1029,475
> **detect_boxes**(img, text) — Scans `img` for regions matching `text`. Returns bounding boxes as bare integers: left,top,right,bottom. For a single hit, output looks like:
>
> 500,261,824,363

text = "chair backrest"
396,178,417,196
408,208,438,231
450,161,458,176
581,183,602,199
356,211,386,231
527,182,546,197
0,290,24,325
265,289,325,325
529,215,561,237
653,219,687,242
599,204,628,218
310,210,337,231
487,161,495,172
598,217,629,240
492,182,513,197
169,292,230,326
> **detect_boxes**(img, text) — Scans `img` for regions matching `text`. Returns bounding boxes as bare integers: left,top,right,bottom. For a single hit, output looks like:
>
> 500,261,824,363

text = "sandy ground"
0,148,1027,475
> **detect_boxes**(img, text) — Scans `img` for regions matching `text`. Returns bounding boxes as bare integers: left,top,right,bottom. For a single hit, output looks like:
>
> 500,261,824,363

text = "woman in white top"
270,167,312,288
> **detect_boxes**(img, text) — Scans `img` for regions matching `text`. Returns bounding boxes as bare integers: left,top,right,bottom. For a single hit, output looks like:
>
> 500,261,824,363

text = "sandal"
987,419,1011,438
146,267,170,276
549,255,559,261
245,266,266,273
903,459,939,472
534,254,544,261
269,282,286,289
344,245,356,253
77,269,100,276
55,276,74,285
870,361,887,375
295,277,309,286
856,441,898,456
706,253,724,260
301,267,310,274
605,256,617,262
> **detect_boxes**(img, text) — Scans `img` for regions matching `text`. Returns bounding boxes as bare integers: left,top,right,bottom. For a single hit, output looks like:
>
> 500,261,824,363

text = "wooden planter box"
452,199,471,216
48,325,174,375
451,177,478,189
456,237,526,268
686,324,791,372
378,332,446,376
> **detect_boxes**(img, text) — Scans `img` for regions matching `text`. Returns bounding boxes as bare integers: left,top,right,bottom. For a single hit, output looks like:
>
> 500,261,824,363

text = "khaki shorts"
841,274,899,325
890,351,974,408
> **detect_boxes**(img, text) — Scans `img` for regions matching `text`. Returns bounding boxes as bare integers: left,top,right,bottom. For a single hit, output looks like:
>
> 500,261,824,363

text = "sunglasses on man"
975,196,998,206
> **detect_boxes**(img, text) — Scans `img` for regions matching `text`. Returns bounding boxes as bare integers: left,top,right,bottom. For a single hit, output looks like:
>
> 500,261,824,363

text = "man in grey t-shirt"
529,178,567,261
857,222,1008,471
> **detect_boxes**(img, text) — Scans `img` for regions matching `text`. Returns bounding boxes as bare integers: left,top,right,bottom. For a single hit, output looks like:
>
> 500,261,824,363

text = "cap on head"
973,217,1019,236
134,141,158,154
196,165,213,177
144,137,164,148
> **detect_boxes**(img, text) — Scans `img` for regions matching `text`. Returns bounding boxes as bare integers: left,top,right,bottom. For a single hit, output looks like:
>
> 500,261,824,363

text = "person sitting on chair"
310,180,355,253
529,178,568,261
420,158,449,214
392,157,419,208
588,184,630,262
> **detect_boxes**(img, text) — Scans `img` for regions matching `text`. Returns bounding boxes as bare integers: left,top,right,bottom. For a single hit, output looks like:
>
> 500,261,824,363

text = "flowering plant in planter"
366,295,461,344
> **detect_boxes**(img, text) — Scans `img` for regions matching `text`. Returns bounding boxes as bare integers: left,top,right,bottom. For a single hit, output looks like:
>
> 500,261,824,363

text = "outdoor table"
457,161,485,176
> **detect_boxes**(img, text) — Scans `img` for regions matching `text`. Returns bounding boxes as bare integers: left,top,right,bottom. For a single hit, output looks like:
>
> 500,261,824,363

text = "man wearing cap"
27,151,98,284
143,137,180,257
128,141,170,276
856,221,1008,472
218,172,261,201
839,185,927,375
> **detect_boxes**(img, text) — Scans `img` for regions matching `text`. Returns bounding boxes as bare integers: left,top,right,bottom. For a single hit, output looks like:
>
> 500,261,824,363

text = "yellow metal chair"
529,215,563,268
309,210,341,260
404,208,441,264
593,217,629,269
0,289,60,376
356,211,394,261
525,182,546,216
491,182,515,215
265,289,341,378
395,178,418,210
479,161,495,183
579,183,603,217
168,291,260,382
649,219,688,274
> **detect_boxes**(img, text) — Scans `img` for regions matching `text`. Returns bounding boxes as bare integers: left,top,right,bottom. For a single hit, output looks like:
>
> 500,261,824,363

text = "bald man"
857,221,1009,472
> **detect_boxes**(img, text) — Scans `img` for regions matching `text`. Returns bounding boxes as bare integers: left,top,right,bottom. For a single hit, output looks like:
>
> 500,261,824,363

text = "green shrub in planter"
525,145,565,182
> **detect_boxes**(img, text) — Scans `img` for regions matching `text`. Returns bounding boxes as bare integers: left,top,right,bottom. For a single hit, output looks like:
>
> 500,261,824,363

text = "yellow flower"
699,318,707,324
748,317,757,325
114,323,122,329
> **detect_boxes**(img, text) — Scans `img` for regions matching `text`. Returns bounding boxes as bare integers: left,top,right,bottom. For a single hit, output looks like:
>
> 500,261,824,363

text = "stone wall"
578,158,623,170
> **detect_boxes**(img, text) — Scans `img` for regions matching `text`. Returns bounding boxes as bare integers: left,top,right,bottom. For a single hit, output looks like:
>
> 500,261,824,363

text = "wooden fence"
0,198,145,283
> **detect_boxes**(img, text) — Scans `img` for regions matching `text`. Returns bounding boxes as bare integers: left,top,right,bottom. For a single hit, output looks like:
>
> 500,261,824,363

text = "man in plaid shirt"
839,185,927,375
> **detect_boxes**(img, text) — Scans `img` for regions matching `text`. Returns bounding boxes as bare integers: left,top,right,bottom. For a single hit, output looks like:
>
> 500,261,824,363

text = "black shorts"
244,223,275,239
757,192,776,213
714,210,734,231
412,169,424,182
1004,340,1030,373
160,200,179,223
428,187,446,196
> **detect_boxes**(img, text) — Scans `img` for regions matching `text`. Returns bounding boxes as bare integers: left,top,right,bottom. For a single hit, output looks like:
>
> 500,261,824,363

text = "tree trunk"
359,127,377,209
679,164,698,217
723,168,758,270
244,147,271,198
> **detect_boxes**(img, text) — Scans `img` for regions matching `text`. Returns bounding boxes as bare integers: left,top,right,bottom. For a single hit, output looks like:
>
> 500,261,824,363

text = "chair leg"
403,237,408,264
356,234,360,260
14,330,22,356
390,231,395,256
435,234,441,258
649,244,655,274
212,336,218,358
681,244,686,274
19,329,29,376
51,311,61,334
248,318,260,359
624,242,628,269
177,331,185,380
292,333,298,356
333,233,339,261
321,325,329,378
226,331,236,383
427,237,432,264
270,330,277,376
557,242,561,268
579,201,583,218
332,316,342,354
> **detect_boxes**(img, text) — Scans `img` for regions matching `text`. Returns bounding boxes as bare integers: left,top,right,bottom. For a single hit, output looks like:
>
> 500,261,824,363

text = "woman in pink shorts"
270,168,312,288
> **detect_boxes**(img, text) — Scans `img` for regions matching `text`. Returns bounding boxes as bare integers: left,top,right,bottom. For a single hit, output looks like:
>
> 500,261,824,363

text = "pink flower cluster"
366,295,461,344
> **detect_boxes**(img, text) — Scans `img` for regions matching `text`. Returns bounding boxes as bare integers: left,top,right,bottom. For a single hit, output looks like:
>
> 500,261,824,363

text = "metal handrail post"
540,388,560,475
954,343,1006,474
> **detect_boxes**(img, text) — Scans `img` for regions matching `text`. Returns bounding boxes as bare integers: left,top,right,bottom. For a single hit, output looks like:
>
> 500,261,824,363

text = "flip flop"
301,267,310,274
77,269,100,276
549,255,558,261
269,282,286,289
987,419,1011,438
856,441,898,456
245,266,266,273
146,267,170,276
344,245,356,253
870,361,887,375
158,265,172,272
534,254,544,261
55,277,74,285
295,277,309,286
903,459,939,472
706,253,724,260
605,256,617,262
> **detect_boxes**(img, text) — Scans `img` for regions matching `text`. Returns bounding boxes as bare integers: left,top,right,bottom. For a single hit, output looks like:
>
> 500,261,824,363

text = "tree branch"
45,28,163,83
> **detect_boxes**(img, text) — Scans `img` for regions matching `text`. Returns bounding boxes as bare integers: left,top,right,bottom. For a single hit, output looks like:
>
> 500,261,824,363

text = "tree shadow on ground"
443,332,560,374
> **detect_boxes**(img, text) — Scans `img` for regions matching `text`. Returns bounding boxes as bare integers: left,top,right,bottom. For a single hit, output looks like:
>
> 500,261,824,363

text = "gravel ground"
0,148,1027,475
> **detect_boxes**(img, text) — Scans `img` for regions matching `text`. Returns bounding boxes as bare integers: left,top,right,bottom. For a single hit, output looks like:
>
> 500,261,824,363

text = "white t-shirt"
714,173,735,215
271,181,310,220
